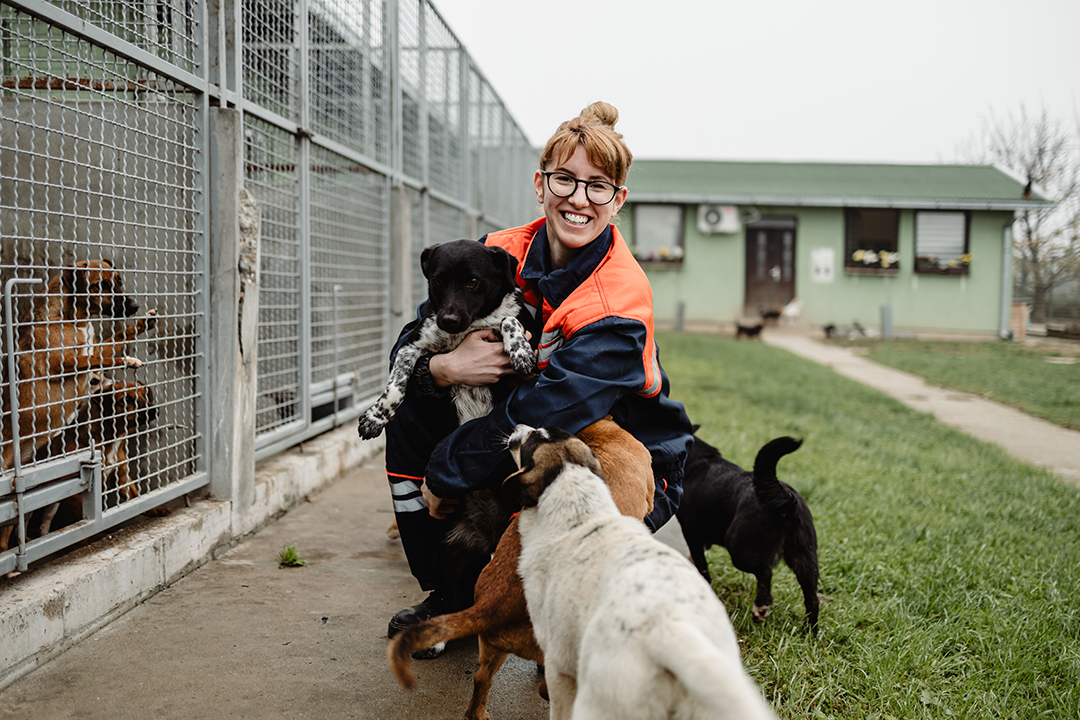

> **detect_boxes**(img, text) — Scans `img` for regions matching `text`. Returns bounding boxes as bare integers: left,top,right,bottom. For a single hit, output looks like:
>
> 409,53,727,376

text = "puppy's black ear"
503,464,542,508
691,424,701,433
487,245,519,289
61,266,76,294
420,244,441,280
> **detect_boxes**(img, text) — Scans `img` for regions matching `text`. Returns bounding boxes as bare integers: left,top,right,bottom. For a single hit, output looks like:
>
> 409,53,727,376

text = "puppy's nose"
437,313,463,333
119,296,140,317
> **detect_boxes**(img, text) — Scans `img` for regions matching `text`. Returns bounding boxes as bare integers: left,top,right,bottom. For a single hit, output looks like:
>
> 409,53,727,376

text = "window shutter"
916,212,966,257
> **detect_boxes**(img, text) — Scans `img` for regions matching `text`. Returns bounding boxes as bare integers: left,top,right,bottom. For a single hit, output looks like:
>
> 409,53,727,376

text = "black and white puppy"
357,239,537,439
506,425,777,720
361,240,537,658
678,431,820,632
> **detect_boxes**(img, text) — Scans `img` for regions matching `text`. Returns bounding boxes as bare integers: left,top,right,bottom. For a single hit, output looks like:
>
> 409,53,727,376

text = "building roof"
625,160,1054,211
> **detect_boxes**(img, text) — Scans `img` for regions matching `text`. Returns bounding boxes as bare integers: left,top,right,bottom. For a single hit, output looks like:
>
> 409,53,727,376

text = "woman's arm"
423,317,651,499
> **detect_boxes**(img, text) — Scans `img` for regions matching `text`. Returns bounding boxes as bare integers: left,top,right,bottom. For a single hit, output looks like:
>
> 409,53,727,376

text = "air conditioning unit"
697,204,740,235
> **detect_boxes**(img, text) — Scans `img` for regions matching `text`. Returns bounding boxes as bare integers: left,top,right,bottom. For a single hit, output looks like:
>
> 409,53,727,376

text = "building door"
744,218,796,315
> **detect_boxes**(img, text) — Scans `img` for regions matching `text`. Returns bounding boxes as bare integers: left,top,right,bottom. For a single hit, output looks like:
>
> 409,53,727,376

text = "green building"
622,160,1052,337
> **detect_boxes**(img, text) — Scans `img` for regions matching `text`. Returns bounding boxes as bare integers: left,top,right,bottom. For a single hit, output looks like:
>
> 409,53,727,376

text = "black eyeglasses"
540,171,624,206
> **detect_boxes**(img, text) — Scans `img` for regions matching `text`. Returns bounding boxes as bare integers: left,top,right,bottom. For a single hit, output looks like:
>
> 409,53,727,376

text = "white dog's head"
504,424,605,508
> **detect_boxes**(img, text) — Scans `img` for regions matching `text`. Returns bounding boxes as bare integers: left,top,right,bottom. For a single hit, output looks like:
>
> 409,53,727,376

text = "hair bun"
579,101,619,129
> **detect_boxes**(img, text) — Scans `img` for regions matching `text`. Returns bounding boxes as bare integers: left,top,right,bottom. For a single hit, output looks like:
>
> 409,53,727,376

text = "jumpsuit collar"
520,222,614,309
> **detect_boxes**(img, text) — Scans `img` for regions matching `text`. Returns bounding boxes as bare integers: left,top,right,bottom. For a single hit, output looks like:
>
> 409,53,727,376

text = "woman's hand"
429,328,518,387
421,480,459,519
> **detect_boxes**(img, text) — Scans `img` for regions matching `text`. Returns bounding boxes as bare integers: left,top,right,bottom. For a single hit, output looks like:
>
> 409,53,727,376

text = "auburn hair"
539,101,633,186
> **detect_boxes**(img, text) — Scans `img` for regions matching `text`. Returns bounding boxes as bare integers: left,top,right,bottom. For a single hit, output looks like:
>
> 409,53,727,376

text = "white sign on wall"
811,247,835,284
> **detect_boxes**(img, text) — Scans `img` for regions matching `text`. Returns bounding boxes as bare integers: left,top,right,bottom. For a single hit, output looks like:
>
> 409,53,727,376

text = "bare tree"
959,105,1080,323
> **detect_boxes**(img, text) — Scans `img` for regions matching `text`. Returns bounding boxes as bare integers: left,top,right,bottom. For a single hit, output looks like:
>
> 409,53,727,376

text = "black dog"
735,322,763,340
357,239,537,440
677,431,820,632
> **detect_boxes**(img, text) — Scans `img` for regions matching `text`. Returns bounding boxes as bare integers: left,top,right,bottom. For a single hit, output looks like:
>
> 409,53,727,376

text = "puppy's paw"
752,604,771,623
509,346,537,376
501,318,537,375
139,309,158,332
123,356,143,369
357,411,387,440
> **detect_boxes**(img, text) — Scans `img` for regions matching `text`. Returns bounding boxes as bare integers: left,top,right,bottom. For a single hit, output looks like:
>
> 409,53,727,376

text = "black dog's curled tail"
752,436,803,510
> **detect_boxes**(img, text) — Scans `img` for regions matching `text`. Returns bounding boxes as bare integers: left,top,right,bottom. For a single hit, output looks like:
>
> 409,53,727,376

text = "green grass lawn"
832,337,1080,430
659,332,1080,719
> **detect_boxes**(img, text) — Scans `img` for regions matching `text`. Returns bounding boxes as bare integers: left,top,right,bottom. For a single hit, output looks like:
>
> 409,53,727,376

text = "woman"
382,101,694,636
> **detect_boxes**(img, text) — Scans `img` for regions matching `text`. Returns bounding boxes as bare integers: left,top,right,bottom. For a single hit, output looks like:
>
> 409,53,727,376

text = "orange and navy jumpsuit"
383,218,693,590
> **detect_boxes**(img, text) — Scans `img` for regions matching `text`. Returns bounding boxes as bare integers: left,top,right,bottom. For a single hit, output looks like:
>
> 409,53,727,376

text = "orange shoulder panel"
546,226,663,398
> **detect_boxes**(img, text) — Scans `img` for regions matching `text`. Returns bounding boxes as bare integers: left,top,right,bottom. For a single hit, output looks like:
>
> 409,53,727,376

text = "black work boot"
387,589,455,639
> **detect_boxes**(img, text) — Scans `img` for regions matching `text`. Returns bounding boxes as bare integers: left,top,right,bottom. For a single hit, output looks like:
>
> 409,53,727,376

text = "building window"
915,211,970,275
845,208,900,273
632,204,684,263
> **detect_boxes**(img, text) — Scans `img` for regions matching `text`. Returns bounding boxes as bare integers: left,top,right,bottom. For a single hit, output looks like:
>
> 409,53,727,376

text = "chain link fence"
0,0,208,574
1,0,536,574
249,0,536,455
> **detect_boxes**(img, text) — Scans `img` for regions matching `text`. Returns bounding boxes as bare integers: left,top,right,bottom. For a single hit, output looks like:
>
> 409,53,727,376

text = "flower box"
915,255,970,275
846,249,900,273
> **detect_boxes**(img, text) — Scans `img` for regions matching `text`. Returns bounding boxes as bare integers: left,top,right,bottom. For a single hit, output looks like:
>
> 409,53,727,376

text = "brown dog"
1,260,150,471
1,260,154,552
32,379,158,538
387,416,654,720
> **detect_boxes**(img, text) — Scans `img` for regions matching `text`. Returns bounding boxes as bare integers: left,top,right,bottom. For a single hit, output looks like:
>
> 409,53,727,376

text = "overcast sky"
430,0,1080,164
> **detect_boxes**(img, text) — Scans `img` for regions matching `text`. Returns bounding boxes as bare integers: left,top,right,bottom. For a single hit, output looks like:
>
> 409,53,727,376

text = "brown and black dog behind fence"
31,378,158,539
387,416,655,720
1,259,156,551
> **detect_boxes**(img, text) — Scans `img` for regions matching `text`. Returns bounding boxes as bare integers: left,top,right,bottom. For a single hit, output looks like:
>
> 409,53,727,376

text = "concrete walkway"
0,454,690,720
762,329,1080,485
1,330,1078,719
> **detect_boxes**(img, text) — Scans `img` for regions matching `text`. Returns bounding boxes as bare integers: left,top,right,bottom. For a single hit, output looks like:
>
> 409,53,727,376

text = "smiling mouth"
562,212,590,227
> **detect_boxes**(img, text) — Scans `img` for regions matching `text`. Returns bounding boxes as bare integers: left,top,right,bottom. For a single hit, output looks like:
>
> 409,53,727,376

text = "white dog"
781,297,803,325
506,425,777,720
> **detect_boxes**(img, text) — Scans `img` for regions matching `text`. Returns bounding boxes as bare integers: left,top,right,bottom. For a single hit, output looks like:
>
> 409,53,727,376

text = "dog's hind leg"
787,546,820,632
466,640,509,720
798,570,820,633
751,567,774,623
546,671,578,720
36,503,60,536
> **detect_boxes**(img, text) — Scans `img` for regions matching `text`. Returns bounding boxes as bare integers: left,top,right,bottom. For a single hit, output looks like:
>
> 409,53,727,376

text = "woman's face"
534,145,627,269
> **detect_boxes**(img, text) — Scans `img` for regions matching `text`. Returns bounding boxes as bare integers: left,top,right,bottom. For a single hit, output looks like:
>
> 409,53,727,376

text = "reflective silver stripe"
390,477,422,496
537,328,564,364
640,347,662,397
390,478,427,513
393,496,428,514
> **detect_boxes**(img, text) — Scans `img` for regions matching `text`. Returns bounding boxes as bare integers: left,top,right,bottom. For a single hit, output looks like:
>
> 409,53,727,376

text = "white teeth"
563,212,589,226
